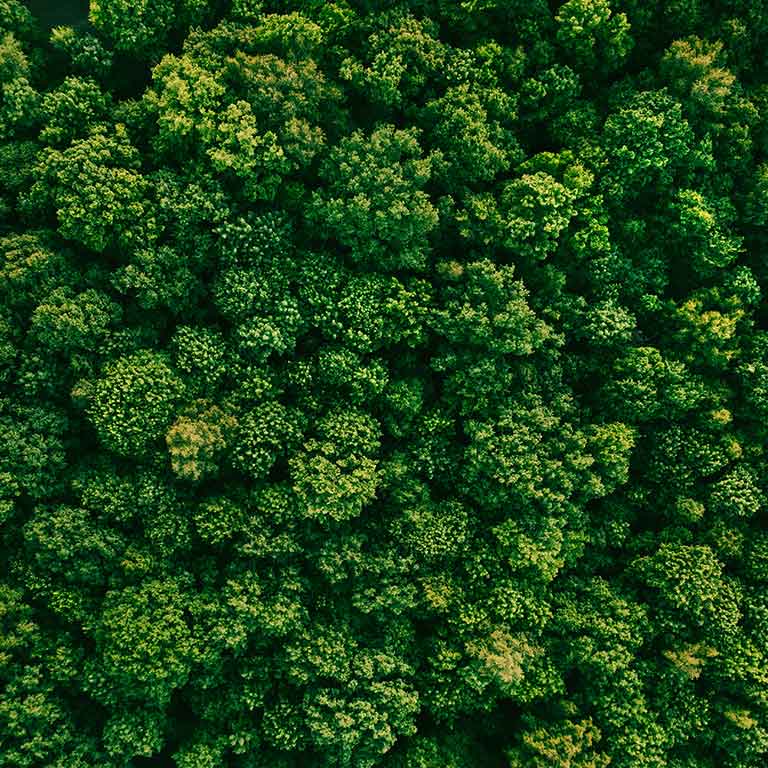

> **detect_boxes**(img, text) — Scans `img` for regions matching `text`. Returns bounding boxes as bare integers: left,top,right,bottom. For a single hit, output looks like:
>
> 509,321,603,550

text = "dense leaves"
2,1,768,766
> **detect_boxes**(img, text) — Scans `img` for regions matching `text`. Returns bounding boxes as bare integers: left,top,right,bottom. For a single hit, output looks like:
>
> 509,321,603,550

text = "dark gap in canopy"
23,0,90,30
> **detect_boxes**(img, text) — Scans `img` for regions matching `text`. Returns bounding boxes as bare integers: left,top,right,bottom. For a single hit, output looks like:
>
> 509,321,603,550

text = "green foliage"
0,31,39,140
340,13,447,109
171,325,228,394
556,0,633,74
30,287,121,354
601,90,708,202
4,3,768,767
87,350,185,457
670,188,742,275
605,346,710,421
432,259,553,354
25,125,157,253
308,124,439,271
291,407,381,522
0,401,67,504
232,400,303,479
49,26,113,80
660,36,737,120
39,77,111,147
507,714,611,768
112,244,205,313
167,402,235,482
632,544,741,639
91,577,198,706
0,231,74,311
499,159,589,261
90,0,210,57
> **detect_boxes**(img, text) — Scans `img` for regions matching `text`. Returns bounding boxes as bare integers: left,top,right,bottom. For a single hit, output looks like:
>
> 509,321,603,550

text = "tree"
89,577,198,706
281,622,419,767
0,31,39,141
24,125,158,253
308,124,440,271
422,83,520,188
601,90,709,203
431,259,554,355
670,189,742,276
49,25,113,81
507,714,611,768
39,77,111,147
339,12,447,109
556,0,633,75
4,3,768,767
231,400,303,480
86,350,185,457
604,346,710,422
90,0,211,58
166,402,235,482
660,37,736,120
632,544,742,640
290,407,382,522
30,288,121,355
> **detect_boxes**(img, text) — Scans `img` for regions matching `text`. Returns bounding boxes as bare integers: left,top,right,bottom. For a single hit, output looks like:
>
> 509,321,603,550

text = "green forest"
3,0,768,765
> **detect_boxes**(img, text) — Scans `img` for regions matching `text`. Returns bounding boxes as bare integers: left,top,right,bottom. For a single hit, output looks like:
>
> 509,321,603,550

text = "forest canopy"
3,0,768,766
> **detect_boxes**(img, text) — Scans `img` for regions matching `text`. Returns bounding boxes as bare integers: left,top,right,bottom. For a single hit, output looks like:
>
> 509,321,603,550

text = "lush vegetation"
3,0,768,765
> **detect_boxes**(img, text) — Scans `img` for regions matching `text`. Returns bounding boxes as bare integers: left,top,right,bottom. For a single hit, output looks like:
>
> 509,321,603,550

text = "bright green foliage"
0,31,39,141
556,0,633,74
282,624,419,767
632,544,741,638
604,346,709,421
423,84,520,187
308,124,439,271
147,18,336,199
87,350,185,457
49,26,113,80
112,244,205,313
499,157,591,261
147,52,226,157
340,13,447,108
166,402,236,482
171,325,228,394
3,3,768,768
0,401,67,503
463,394,600,516
0,231,75,311
660,36,737,120
25,125,157,253
102,705,167,761
578,298,636,348
207,99,291,201
601,90,707,202
90,0,210,57
231,400,303,479
507,714,611,768
400,499,468,560
22,505,124,623
91,578,197,706
432,259,553,354
670,189,742,275
0,1,34,37
709,465,764,519
30,288,121,354
291,408,381,522
39,77,111,147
